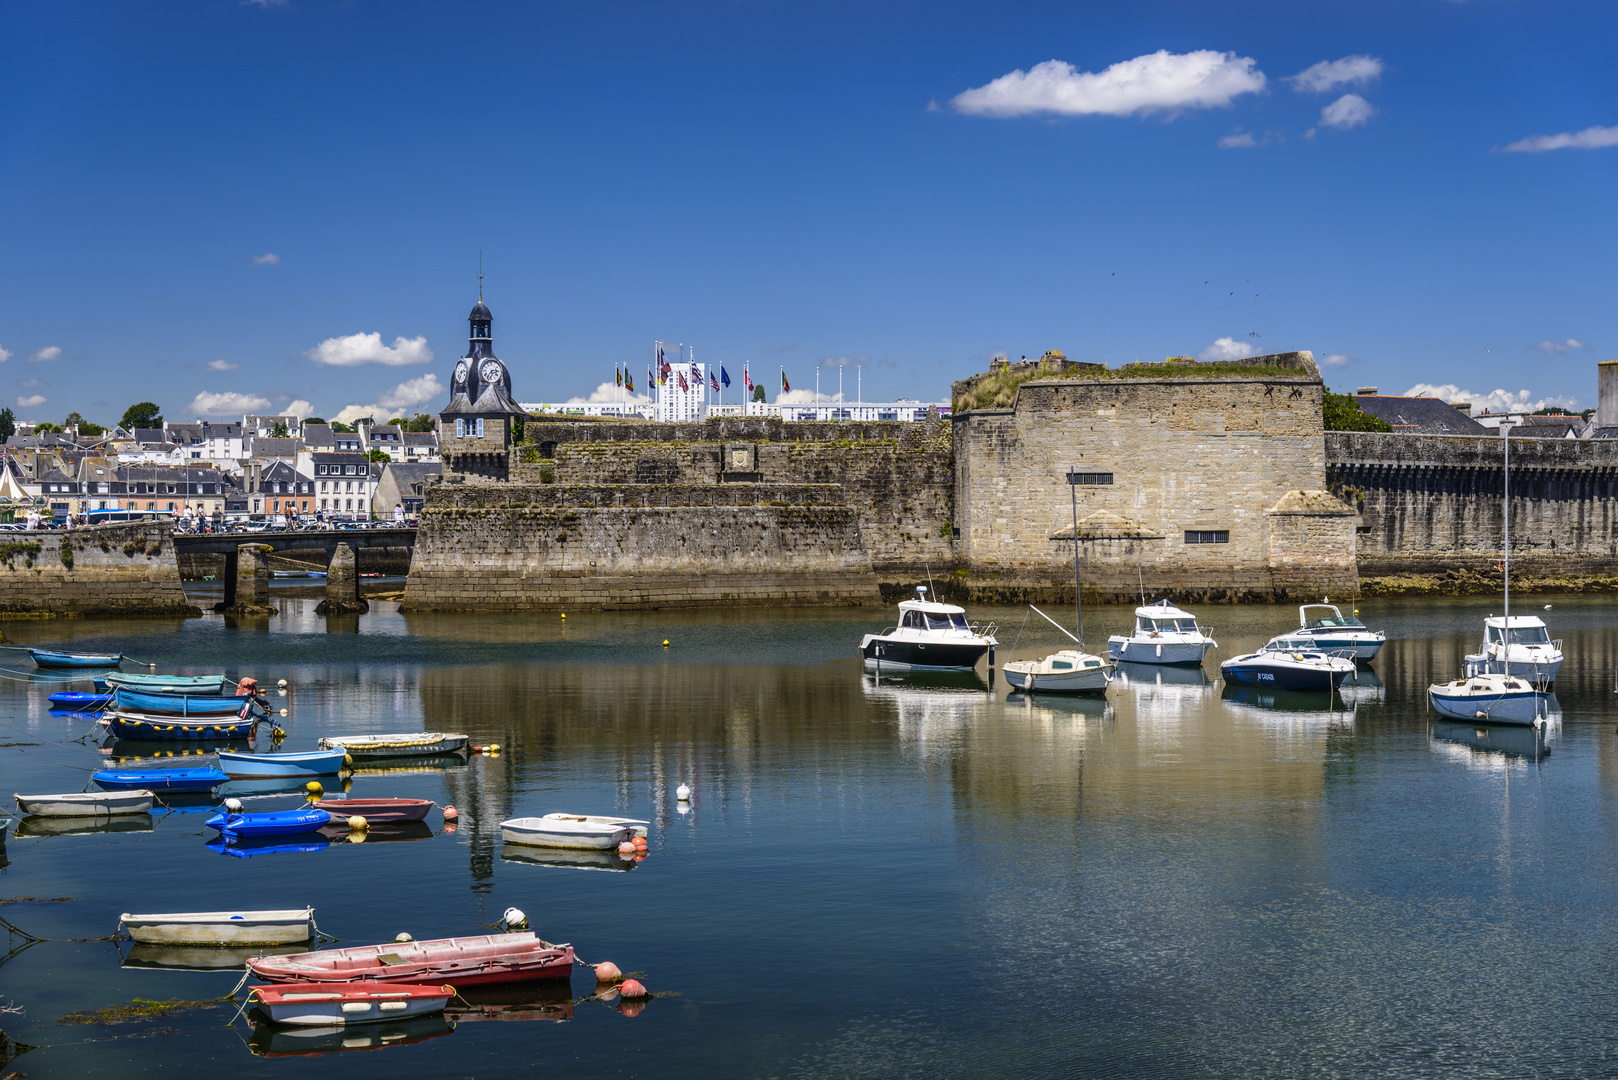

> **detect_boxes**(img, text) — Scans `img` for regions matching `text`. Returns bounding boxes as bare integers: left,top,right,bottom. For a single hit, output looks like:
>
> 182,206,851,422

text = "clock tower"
440,294,529,481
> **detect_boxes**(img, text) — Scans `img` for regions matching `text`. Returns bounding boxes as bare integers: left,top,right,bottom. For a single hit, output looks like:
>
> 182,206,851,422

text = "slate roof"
245,437,301,458
1353,395,1490,435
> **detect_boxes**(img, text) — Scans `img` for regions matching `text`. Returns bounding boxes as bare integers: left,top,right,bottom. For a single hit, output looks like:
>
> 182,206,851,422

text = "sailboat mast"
1503,425,1510,677
1069,469,1084,648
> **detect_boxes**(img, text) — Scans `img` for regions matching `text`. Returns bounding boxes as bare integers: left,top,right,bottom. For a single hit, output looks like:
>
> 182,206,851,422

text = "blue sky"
1,0,1614,424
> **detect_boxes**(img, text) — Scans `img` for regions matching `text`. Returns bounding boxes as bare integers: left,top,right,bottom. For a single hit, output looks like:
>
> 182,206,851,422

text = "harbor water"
5,592,1618,1077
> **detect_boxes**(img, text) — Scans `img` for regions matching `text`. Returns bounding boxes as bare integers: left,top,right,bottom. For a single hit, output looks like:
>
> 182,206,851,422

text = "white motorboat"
860,587,997,671
1265,603,1385,663
1107,600,1217,665
501,815,636,850
1220,648,1357,692
539,813,649,839
1003,649,1112,694
1463,615,1563,686
1428,673,1549,725
14,790,155,817
317,732,470,758
248,981,454,1026
119,907,315,946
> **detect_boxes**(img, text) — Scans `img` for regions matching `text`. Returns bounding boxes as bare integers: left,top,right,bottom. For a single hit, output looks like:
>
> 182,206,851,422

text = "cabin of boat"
1106,600,1216,666
1464,615,1563,685
1267,604,1385,662
860,589,997,671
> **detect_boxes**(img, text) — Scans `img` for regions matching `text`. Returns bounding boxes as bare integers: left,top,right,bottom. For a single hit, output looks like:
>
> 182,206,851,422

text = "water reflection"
123,942,306,971
14,813,155,838
246,1013,455,1057
1430,719,1553,762
501,847,637,873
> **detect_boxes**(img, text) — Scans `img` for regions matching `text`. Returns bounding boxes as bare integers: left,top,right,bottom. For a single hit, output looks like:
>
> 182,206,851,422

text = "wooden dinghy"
539,812,649,839
103,673,229,695
31,648,122,669
317,732,470,758
311,798,432,825
248,931,575,987
14,789,155,816
501,816,635,851
92,767,229,792
119,907,315,946
217,749,347,779
105,712,261,741
248,981,454,1026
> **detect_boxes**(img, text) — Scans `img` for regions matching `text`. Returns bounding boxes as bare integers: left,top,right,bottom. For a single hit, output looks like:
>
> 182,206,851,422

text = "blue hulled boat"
49,691,115,709
205,808,332,839
93,766,230,792
112,688,262,717
102,673,229,695
105,713,262,741
31,649,123,669
216,749,347,779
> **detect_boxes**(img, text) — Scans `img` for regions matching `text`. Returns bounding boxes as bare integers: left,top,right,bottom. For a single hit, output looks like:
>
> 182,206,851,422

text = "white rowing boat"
14,790,155,817
539,813,649,839
501,816,635,850
317,732,470,758
119,907,315,945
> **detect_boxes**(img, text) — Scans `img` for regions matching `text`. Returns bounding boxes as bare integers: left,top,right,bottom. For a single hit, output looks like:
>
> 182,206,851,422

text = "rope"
1008,607,1031,653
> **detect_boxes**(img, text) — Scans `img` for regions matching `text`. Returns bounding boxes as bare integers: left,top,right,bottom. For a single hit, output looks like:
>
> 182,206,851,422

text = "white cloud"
1535,338,1586,355
16,378,45,388
0,344,10,363
1320,353,1353,367
1286,55,1383,94
331,404,381,426
27,345,61,363
251,253,280,266
566,381,653,406
191,390,273,416
207,359,239,371
1502,124,1618,153
1320,94,1376,130
304,332,433,367
285,399,315,421
1218,130,1259,149
1404,383,1579,415
777,389,846,404
328,373,449,427
952,50,1266,119
16,395,46,408
242,0,288,8
1199,337,1257,361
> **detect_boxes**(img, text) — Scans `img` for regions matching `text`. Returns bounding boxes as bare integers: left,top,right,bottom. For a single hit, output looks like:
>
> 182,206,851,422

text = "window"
320,499,328,508
321,481,328,492
346,466,356,476
1185,530,1229,544
1068,472,1114,485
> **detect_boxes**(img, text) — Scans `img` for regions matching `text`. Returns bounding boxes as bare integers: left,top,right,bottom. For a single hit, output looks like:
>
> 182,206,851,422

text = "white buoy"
223,797,244,814
676,783,691,801
503,906,528,929
395,932,413,943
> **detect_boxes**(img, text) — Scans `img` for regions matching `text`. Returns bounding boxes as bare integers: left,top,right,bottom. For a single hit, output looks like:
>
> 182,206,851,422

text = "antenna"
478,251,485,300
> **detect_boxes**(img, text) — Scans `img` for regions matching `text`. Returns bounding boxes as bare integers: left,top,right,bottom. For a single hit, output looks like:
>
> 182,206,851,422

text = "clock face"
480,360,504,385
453,359,470,387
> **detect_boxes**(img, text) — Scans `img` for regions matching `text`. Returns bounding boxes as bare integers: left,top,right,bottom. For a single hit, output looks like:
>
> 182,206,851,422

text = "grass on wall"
952,362,1306,412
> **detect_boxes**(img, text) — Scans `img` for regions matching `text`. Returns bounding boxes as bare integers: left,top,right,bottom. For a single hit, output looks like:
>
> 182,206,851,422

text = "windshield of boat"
1141,617,1197,632
926,612,967,631
1306,616,1364,629
1490,625,1550,645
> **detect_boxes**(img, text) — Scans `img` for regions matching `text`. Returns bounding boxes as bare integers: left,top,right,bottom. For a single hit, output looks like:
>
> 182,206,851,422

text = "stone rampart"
401,482,880,611
1328,431,1618,591
0,522,200,617
952,352,1358,603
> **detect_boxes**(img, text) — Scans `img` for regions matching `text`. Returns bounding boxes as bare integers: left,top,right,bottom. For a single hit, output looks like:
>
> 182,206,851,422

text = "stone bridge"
171,528,416,614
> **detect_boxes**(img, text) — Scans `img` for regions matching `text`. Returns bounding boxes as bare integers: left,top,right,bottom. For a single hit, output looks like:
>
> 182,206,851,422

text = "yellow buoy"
662,639,670,648
343,753,353,768
347,815,369,831
561,613,566,620
305,781,324,797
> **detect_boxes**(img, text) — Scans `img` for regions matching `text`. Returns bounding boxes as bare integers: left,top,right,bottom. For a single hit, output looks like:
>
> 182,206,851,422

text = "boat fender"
394,932,413,942
347,815,368,832
619,979,648,999
618,841,637,856
442,804,458,820
594,961,622,983
503,906,528,929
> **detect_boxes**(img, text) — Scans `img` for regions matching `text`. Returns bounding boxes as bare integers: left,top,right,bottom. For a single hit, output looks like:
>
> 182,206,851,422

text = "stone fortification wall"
952,352,1357,603
0,522,200,617
401,482,879,611
514,417,955,579
1329,432,1618,591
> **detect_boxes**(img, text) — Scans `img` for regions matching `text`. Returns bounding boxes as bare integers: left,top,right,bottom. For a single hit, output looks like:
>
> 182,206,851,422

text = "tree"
303,417,327,426
269,421,289,438
751,385,767,403
120,401,163,431
0,408,14,441
64,411,84,430
34,421,63,434
331,421,357,433
80,421,106,436
1322,389,1393,433
367,449,392,463
404,413,435,432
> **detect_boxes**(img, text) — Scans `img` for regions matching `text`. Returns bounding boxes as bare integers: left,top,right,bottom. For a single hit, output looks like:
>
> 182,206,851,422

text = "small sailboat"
30,648,122,669
1220,648,1357,691
1107,600,1217,666
119,907,315,946
501,816,636,850
1429,425,1550,725
1264,603,1385,663
1002,608,1113,695
248,981,456,1027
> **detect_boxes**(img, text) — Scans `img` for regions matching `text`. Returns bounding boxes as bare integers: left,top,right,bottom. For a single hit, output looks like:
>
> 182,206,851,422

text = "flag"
677,371,689,392
648,365,654,389
781,370,790,392
616,367,622,388
710,372,719,392
626,372,634,392
721,366,731,388
689,360,701,388
744,368,753,392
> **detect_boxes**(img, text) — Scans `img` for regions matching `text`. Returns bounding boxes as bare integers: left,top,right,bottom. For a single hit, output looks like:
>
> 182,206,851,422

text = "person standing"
394,502,405,525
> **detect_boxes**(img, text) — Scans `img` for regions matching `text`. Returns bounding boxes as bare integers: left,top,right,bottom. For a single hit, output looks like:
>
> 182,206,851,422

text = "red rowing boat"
247,932,574,987
312,798,433,825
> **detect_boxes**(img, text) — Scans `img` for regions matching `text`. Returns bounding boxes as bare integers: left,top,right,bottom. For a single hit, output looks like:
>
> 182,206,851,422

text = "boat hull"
1221,657,1351,692
1428,685,1547,725
539,813,648,838
249,981,454,1026
1107,636,1212,665
31,649,121,668
313,798,432,825
206,809,333,838
860,637,989,671
120,907,314,945
1002,667,1110,694
106,714,259,741
14,790,155,816
317,733,470,758
92,767,230,792
105,673,229,695
1269,632,1385,662
217,750,347,779
501,816,633,850
49,691,114,709
113,688,261,716
248,931,575,987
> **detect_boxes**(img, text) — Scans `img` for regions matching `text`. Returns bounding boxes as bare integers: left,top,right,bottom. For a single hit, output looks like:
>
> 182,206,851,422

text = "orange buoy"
619,979,647,999
594,961,622,983
618,841,636,855
442,804,458,820
632,836,648,850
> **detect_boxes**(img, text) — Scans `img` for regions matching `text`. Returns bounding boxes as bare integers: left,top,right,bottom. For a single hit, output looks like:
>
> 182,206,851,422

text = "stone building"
950,351,1357,602
438,295,527,481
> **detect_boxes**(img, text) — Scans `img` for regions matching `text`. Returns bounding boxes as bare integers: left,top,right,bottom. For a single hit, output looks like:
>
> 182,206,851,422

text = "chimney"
1356,386,1377,396
1598,360,1618,430
1451,402,1472,413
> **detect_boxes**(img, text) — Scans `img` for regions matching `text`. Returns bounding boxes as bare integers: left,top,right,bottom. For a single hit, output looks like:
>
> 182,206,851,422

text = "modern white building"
521,401,653,420
656,361,708,422
778,400,948,422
